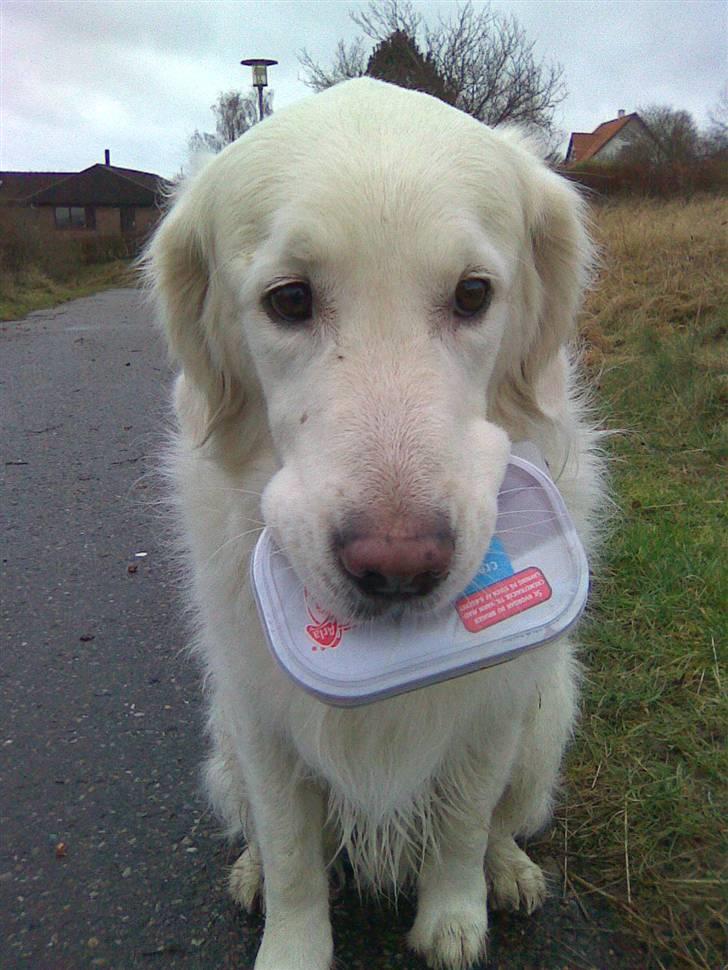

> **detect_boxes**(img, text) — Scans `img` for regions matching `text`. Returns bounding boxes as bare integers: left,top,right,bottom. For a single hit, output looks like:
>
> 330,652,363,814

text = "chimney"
104,149,111,166
617,109,626,118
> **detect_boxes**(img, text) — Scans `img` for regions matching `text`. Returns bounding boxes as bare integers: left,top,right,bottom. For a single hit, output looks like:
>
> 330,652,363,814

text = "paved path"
1,290,646,969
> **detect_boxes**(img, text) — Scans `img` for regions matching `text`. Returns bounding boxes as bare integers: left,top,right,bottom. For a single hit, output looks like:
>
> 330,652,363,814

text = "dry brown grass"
581,195,727,362
532,194,727,969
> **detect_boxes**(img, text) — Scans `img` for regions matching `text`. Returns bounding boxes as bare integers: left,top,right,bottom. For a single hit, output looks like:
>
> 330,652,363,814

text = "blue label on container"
462,536,514,596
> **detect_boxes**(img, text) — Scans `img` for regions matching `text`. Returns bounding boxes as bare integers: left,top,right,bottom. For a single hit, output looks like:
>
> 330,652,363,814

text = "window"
120,207,136,233
54,206,95,229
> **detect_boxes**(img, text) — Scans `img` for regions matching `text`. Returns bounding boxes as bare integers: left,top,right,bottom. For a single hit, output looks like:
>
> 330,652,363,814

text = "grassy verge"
539,196,727,967
0,260,135,321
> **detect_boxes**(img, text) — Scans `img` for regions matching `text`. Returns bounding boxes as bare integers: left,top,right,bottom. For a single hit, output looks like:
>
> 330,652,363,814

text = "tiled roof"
106,166,167,194
0,172,73,202
0,164,168,206
566,113,643,164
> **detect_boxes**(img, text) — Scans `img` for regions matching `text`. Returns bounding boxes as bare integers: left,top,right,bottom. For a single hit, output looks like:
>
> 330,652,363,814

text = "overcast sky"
2,0,726,177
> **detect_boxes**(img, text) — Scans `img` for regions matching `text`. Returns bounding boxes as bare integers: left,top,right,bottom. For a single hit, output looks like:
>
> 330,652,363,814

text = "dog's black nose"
336,517,454,600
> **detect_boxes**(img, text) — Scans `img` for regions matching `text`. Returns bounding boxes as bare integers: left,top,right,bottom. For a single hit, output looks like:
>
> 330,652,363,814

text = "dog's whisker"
217,487,265,499
496,518,561,534
205,527,265,565
497,485,548,496
495,509,559,516
191,504,264,522
197,484,265,499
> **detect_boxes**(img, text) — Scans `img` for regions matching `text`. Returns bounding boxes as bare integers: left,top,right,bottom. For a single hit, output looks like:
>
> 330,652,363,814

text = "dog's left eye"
453,278,492,319
266,282,313,324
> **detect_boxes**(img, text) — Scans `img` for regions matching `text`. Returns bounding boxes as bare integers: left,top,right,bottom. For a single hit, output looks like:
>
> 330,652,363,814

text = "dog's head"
147,79,590,620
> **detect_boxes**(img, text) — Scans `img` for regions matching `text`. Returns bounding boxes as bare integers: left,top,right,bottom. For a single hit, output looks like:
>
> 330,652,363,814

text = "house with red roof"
0,152,168,242
565,111,650,166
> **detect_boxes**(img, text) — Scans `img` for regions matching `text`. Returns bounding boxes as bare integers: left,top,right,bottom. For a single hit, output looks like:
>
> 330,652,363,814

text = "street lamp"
240,57,277,122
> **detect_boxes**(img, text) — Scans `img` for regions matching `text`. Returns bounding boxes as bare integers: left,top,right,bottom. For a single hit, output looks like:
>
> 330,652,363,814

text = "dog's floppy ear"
492,163,592,430
144,174,245,440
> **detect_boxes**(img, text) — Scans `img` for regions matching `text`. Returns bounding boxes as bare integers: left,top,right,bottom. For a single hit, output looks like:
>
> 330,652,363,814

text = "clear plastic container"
251,442,589,707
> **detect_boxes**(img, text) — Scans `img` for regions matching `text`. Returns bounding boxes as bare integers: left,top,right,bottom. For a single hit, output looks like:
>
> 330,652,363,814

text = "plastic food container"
251,442,589,707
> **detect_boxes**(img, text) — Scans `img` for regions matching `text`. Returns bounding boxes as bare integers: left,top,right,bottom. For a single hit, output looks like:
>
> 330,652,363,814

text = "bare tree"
299,0,566,134
622,105,701,166
298,1,421,90
188,89,273,156
298,38,368,91
426,5,566,130
704,83,728,155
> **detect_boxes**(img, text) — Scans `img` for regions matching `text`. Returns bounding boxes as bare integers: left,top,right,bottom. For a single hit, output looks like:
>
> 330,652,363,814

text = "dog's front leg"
408,819,490,970
246,739,332,970
408,732,521,970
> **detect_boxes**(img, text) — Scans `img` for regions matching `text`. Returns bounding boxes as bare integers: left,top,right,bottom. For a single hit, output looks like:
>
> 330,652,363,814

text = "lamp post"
240,57,277,122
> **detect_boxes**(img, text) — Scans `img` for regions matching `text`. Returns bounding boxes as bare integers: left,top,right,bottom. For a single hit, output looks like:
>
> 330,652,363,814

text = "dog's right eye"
453,278,492,319
265,282,313,324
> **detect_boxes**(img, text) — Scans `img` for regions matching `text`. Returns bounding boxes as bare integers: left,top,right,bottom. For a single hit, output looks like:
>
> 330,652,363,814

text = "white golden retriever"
146,79,604,970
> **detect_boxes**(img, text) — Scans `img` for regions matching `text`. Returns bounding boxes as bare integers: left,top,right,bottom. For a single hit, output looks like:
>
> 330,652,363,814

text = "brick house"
0,153,168,244
565,111,650,166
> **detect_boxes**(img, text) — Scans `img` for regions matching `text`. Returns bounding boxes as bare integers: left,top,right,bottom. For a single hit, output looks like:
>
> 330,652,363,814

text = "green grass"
0,260,135,321
538,197,727,968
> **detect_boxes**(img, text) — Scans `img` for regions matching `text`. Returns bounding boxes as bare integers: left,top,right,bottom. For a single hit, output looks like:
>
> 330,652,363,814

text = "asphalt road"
1,289,647,969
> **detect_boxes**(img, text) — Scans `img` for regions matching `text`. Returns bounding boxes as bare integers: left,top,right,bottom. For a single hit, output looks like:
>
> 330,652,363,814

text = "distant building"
0,152,168,242
565,111,649,166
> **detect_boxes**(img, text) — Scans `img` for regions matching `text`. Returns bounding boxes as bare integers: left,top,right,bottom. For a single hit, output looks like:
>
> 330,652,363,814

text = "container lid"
251,442,589,707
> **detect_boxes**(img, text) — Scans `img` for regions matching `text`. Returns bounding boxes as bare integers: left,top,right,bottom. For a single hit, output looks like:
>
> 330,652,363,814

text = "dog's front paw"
408,897,488,970
253,913,333,970
229,845,264,913
486,836,547,914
